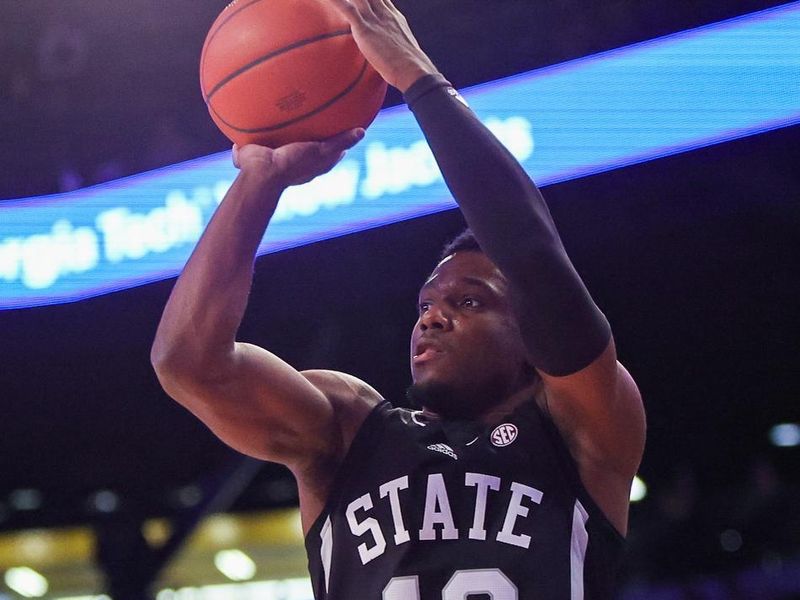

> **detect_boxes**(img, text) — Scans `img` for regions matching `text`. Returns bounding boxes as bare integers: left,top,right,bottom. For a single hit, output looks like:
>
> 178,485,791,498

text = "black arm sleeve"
404,74,611,376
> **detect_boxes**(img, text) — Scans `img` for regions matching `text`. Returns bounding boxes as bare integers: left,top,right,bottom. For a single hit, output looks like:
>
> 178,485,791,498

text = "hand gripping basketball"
200,0,387,147
233,128,365,188
327,0,441,92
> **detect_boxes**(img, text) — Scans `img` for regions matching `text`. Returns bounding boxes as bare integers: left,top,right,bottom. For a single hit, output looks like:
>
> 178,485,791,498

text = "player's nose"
419,305,452,331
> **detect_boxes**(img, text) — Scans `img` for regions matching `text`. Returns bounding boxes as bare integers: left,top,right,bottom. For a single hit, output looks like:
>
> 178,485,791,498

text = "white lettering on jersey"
465,472,501,540
345,492,387,564
379,476,411,545
342,473,546,563
497,482,544,548
419,473,459,540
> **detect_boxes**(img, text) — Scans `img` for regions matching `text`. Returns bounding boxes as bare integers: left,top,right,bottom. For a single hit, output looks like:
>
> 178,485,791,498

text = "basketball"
199,0,388,148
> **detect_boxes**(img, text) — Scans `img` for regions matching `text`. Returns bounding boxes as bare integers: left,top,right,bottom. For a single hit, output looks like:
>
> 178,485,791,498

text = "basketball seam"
207,59,370,134
204,29,352,101
200,0,265,90
212,0,265,38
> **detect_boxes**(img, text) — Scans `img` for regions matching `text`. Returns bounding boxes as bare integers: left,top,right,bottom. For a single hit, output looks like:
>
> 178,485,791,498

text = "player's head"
437,228,482,257
407,229,538,419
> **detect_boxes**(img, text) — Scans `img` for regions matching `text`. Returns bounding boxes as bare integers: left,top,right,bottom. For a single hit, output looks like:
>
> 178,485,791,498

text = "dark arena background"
1,1,799,598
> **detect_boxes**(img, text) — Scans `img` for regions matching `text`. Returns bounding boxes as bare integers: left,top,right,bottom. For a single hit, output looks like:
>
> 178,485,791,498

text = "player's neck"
473,380,541,426
420,379,540,426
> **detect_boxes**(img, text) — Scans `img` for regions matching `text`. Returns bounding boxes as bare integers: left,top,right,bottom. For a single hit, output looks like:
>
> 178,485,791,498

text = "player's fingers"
231,144,240,169
369,0,409,31
327,0,369,23
321,128,365,155
348,0,377,13
369,0,403,22
375,0,400,15
326,0,356,19
311,148,349,181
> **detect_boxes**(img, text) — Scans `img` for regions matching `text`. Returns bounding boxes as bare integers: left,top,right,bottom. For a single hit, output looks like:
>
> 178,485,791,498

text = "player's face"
409,251,532,418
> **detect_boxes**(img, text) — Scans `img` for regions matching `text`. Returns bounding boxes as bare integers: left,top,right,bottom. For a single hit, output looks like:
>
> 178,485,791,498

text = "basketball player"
151,0,646,597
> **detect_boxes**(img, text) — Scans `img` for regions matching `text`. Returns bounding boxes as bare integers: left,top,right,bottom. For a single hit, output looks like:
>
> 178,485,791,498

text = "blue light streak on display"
1,2,799,309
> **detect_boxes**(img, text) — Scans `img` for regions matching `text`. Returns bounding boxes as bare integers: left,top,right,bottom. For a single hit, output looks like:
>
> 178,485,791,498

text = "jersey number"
383,568,517,600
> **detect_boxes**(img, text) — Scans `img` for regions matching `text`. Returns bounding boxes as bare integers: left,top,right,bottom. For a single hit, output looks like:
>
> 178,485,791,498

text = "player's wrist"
236,164,288,196
395,61,442,94
402,72,454,108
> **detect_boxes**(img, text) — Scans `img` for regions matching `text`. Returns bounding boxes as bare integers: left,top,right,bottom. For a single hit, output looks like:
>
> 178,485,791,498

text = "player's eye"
418,301,430,314
461,297,481,308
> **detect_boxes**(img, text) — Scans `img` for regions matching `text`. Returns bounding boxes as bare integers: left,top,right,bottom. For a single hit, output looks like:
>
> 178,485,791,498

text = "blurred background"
1,0,798,599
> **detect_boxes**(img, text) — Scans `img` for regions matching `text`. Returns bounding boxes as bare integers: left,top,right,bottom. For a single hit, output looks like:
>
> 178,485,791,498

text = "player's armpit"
537,339,645,535
154,343,374,473
538,338,646,481
293,369,383,533
300,369,384,458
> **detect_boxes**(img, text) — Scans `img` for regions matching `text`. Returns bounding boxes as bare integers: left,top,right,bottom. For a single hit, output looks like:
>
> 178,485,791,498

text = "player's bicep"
160,342,341,468
538,340,646,477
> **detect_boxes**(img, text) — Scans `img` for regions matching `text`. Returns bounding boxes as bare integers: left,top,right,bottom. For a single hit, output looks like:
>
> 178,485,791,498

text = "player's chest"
335,422,573,565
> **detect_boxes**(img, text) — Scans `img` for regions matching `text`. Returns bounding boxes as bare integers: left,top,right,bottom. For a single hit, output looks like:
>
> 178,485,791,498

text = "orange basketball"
200,0,387,148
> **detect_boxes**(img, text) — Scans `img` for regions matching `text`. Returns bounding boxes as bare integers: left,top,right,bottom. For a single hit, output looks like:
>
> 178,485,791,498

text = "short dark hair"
435,228,541,387
439,228,482,261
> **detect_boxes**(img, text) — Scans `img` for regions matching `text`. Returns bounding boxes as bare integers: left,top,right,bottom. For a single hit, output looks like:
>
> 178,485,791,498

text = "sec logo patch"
490,423,518,447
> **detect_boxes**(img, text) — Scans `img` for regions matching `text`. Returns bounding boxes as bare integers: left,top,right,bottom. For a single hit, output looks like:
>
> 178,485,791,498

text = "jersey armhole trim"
304,400,390,542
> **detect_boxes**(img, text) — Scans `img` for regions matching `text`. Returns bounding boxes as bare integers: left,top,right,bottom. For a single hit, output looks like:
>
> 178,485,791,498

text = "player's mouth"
413,341,444,364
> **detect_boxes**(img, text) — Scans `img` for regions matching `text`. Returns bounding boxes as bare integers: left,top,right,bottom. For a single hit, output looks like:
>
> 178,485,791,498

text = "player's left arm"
399,81,646,503
329,0,645,523
407,77,646,499
534,339,645,537
410,82,647,528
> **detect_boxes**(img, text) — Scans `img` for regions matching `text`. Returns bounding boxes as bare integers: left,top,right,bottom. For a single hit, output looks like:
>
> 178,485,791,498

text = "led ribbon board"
1,2,799,309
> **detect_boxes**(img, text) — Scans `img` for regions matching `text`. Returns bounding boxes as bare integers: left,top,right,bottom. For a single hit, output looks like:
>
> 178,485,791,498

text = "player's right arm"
150,129,375,489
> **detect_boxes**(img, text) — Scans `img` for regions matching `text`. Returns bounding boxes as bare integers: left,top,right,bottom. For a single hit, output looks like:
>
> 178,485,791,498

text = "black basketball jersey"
305,400,624,599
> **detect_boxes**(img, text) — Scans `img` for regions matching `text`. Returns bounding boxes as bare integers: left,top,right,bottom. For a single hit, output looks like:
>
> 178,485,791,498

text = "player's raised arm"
150,130,376,481
400,80,646,490
331,0,644,531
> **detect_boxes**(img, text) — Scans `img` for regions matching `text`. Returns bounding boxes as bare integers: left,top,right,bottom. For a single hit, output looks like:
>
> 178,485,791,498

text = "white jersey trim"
570,499,590,600
410,410,428,427
320,515,333,593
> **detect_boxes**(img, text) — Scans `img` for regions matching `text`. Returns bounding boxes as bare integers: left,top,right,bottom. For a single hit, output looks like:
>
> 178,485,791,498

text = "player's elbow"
151,329,228,383
150,340,192,396
150,336,173,376
150,323,187,375
150,350,199,412
150,340,222,413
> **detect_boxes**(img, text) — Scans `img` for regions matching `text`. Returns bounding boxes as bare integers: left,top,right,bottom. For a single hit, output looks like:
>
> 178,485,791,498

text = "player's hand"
328,0,440,92
232,128,364,188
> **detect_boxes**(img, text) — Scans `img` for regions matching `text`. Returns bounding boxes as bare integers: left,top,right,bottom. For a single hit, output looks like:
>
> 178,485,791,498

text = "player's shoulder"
301,369,383,403
301,369,384,428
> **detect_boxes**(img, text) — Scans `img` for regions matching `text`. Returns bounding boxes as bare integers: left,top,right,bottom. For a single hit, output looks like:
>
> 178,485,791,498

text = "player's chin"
411,348,459,374
410,362,453,387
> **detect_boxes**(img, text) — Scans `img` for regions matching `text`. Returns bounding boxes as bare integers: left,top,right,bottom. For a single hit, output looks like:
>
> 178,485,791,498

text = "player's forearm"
151,169,284,377
405,75,611,375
